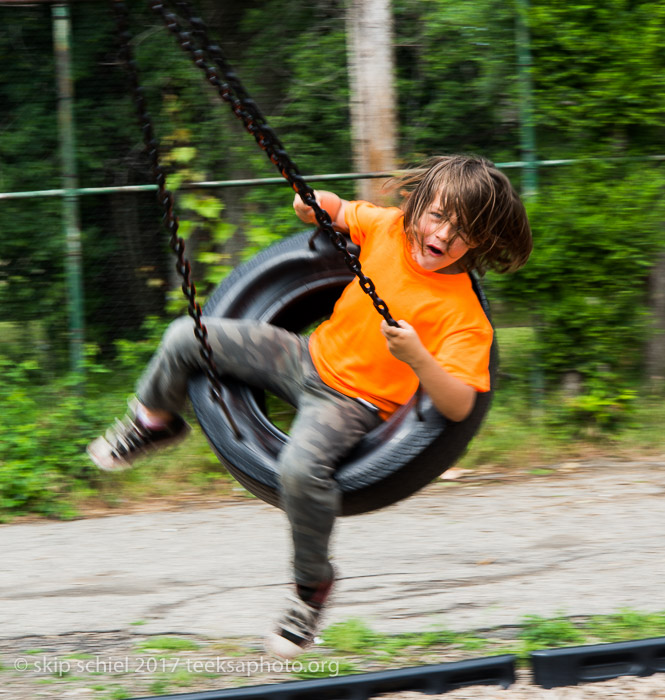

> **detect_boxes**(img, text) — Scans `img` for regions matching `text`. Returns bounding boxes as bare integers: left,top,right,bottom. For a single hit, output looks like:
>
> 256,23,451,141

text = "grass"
319,618,487,660
315,618,490,667
3,610,664,697
5,321,665,522
54,323,665,517
136,637,200,652
518,614,587,655
106,689,131,700
149,679,168,695
302,609,665,671
515,610,665,661
585,609,665,644
72,405,251,514
65,653,95,661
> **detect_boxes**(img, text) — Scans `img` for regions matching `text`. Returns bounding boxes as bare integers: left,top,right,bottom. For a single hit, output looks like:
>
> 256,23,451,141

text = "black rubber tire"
188,230,497,515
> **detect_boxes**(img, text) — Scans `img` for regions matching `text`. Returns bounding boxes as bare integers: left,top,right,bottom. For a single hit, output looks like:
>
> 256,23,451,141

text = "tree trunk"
346,0,397,204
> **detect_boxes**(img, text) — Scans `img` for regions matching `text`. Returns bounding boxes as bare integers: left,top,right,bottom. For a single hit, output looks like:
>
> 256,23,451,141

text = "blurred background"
1,0,665,520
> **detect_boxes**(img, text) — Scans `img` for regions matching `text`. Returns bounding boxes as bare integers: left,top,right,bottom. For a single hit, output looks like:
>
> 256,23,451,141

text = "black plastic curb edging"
531,636,665,689
128,654,516,700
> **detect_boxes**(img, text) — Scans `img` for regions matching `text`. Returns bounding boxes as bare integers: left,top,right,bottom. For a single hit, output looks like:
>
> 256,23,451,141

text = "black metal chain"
111,0,242,438
150,0,398,328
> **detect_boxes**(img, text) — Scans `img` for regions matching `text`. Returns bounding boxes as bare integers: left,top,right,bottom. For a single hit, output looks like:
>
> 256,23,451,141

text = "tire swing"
188,230,498,516
116,1,497,516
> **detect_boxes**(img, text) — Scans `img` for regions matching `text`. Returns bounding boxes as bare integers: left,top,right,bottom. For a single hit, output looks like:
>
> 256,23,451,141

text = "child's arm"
380,320,477,422
294,190,349,232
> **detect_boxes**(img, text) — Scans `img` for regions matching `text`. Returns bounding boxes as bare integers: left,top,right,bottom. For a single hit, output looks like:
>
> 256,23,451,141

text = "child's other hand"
294,190,348,231
380,320,428,366
293,192,317,224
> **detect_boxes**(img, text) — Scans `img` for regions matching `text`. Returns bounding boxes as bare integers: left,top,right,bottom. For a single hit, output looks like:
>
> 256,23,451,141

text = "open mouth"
427,244,444,257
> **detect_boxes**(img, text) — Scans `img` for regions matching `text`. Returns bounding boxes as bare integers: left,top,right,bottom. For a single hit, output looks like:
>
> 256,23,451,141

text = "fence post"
515,0,538,198
52,1,85,381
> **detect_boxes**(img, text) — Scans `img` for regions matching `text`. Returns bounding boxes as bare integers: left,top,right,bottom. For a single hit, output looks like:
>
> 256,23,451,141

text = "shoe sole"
264,631,311,660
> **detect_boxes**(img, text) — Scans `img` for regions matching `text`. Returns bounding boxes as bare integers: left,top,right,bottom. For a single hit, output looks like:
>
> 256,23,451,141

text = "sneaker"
87,398,190,472
265,579,334,659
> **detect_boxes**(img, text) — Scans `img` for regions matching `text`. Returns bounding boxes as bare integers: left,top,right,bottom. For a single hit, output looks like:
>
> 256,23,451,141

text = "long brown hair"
390,155,532,274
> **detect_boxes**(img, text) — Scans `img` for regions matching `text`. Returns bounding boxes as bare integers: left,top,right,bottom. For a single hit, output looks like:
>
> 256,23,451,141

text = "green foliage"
519,614,586,656
515,609,665,660
320,618,487,661
553,378,638,435
148,680,168,695
106,688,131,700
0,356,95,519
112,316,168,375
530,0,665,155
136,637,200,652
394,0,521,162
3,0,665,522
239,0,352,177
585,609,665,643
492,162,665,430
320,619,378,654
0,315,166,520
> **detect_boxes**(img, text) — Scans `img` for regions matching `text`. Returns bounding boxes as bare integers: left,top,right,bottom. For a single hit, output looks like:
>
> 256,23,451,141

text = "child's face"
410,202,475,274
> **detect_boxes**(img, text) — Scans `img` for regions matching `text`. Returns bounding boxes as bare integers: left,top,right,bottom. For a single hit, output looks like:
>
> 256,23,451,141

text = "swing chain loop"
112,0,242,438
151,0,399,328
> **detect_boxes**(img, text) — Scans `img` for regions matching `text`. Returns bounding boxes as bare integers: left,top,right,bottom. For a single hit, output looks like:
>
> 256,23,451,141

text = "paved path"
1,459,663,641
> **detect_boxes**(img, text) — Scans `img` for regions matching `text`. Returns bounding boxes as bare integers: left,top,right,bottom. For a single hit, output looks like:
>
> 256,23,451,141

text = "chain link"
112,0,242,438
150,0,398,327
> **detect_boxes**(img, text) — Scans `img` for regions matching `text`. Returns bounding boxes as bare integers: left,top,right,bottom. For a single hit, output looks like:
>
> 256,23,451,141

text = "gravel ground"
393,672,665,699
1,458,664,699
0,627,664,699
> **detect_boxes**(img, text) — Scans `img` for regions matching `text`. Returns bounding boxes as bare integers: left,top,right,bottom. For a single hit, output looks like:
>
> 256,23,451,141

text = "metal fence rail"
3,155,665,201
2,1,664,383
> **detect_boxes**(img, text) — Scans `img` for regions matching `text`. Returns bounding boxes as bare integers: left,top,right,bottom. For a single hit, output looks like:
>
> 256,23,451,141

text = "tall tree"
346,0,397,202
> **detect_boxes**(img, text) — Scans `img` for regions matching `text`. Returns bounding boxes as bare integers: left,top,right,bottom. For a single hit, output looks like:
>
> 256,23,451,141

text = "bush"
0,357,94,519
492,162,665,429
0,318,169,519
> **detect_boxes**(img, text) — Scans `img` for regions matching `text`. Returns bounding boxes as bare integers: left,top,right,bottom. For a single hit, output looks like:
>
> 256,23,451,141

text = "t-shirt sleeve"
435,325,493,393
344,200,397,246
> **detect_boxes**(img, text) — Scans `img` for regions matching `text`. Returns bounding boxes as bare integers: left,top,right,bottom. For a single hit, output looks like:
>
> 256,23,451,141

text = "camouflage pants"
137,316,383,586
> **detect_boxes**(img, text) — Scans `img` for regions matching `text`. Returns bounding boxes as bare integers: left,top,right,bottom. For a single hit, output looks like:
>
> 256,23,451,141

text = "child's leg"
89,316,309,471
268,370,382,656
279,386,381,586
136,319,380,583
136,316,307,414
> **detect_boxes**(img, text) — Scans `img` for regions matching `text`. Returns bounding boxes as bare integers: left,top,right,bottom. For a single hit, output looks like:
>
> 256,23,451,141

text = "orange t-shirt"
308,201,493,419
